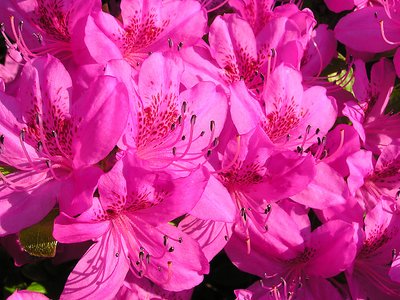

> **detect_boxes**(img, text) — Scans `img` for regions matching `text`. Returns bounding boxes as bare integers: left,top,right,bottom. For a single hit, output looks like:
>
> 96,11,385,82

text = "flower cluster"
1,0,400,299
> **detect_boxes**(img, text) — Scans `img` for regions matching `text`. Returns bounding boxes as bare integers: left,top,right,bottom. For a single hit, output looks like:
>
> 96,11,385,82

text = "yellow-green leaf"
18,210,58,258
27,282,47,294
0,165,15,175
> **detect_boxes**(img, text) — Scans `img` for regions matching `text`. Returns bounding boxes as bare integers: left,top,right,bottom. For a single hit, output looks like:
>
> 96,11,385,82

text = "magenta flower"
119,52,228,173
259,64,337,150
116,273,193,299
7,290,49,300
0,54,129,234
82,0,207,66
346,199,400,299
0,0,100,61
343,58,400,154
335,3,400,53
347,145,400,211
53,156,209,299
227,203,358,299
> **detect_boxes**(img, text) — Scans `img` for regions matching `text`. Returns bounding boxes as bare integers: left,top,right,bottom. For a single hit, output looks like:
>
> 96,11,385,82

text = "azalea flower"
0,54,129,235
53,156,209,299
81,0,207,66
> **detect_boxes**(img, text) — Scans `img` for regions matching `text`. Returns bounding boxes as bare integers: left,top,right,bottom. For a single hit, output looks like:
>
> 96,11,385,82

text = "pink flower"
7,290,49,300
227,203,358,299
53,156,209,298
346,199,400,299
0,0,100,61
259,64,337,150
347,145,400,211
335,4,400,53
82,0,207,66
0,46,22,84
343,58,400,154
0,55,129,235
116,273,193,299
119,52,228,173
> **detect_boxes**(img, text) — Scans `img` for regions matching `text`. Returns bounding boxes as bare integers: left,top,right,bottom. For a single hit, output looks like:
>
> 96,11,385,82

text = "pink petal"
72,76,129,168
53,209,110,244
179,215,232,261
0,178,59,235
335,6,400,53
230,81,263,135
61,231,130,300
291,162,348,209
304,220,357,278
7,290,49,300
189,175,236,223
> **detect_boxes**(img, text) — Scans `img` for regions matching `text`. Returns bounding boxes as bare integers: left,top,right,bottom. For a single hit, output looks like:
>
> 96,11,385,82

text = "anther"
306,125,311,134
200,131,205,137
260,73,265,82
181,135,186,141
139,251,144,261
181,101,187,113
168,38,173,48
240,207,247,221
212,137,219,147
315,128,320,134
115,252,119,257
177,41,183,51
168,246,174,252
18,21,23,31
51,130,57,137
171,123,176,131
178,237,183,243
210,120,215,131
224,235,229,241
172,147,177,156
296,146,303,154
190,114,197,125
264,204,271,214
20,129,26,141
163,235,168,246
146,254,151,264
206,149,212,157
0,134,4,144
37,141,43,152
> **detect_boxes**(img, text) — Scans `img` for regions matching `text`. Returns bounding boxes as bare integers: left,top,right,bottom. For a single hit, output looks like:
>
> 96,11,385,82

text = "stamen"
379,19,400,45
52,130,71,159
177,41,183,51
211,135,241,174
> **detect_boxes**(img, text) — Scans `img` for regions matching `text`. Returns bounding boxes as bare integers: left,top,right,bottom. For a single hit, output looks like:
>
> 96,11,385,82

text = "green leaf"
27,282,47,294
0,165,15,175
4,283,27,294
18,210,58,258
326,53,355,95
